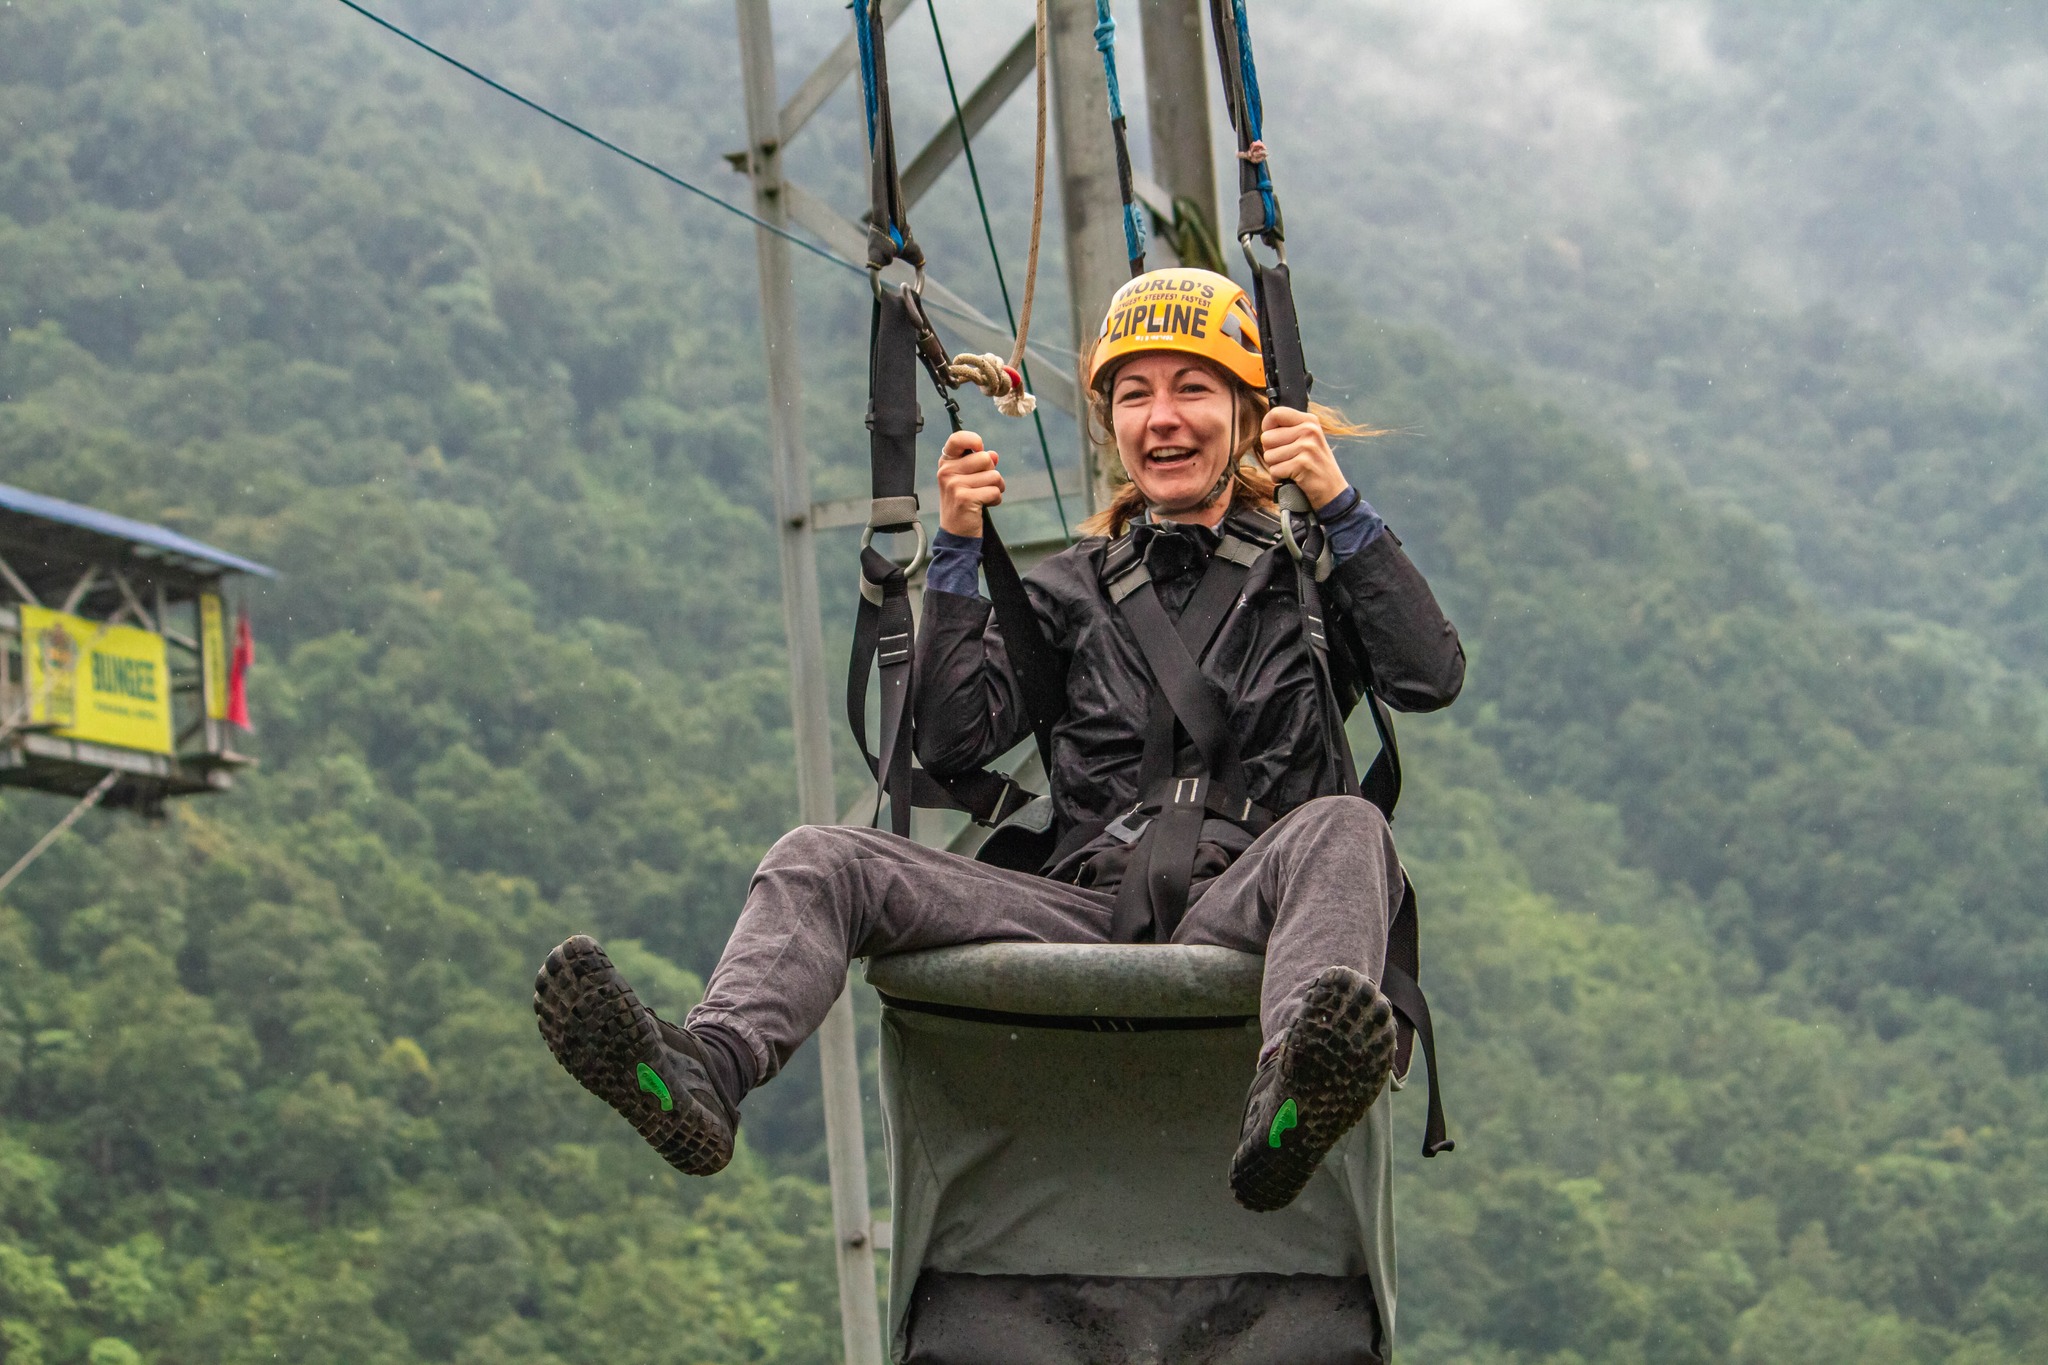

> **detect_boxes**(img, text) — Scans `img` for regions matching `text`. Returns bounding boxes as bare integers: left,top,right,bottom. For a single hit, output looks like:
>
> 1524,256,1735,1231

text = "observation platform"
0,482,273,813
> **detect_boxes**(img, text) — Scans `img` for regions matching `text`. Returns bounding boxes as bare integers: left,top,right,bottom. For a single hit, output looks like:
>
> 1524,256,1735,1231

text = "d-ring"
861,519,929,578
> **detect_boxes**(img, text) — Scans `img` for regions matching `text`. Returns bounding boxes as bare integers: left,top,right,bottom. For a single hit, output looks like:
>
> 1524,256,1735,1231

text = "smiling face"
1108,352,1242,525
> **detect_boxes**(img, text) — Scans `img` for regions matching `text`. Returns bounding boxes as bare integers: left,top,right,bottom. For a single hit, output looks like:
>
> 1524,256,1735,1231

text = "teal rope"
1093,1,1147,269
926,0,1072,540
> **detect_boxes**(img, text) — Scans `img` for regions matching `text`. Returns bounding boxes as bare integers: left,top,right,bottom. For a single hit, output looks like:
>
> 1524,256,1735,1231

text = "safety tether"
1094,0,1147,276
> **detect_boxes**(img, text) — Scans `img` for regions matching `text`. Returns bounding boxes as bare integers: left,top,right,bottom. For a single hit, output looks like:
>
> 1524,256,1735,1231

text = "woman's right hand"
937,429,1005,537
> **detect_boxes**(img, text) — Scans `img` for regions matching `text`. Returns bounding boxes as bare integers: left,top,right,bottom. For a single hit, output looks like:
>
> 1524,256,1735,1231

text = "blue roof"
0,482,276,579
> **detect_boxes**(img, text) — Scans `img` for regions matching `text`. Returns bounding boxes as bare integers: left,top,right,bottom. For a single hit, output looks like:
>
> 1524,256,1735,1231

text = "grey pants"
688,795,1401,1083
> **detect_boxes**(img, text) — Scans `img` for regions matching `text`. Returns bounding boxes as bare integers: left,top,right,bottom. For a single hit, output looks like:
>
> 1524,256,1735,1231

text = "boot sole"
533,934,733,1176
1229,966,1396,1213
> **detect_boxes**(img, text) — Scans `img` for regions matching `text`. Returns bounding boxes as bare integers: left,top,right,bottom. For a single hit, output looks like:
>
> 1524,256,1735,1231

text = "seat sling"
840,0,1448,1158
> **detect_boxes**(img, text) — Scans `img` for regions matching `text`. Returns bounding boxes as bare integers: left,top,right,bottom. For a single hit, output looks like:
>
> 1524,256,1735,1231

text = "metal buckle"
1104,803,1153,845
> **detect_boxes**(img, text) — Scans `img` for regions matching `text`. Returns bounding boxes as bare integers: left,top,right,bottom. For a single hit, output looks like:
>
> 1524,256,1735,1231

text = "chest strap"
1101,528,1270,941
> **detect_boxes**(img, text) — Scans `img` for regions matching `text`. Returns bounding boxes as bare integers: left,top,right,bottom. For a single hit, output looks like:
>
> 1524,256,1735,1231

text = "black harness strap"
844,13,1059,841
1208,0,1282,251
1113,579,1246,790
1381,878,1452,1156
981,516,1063,774
847,289,926,836
1100,527,1269,942
1201,0,1449,1158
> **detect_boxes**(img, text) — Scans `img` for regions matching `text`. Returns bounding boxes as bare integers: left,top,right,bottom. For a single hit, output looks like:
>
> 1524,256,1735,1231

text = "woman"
535,268,1464,1214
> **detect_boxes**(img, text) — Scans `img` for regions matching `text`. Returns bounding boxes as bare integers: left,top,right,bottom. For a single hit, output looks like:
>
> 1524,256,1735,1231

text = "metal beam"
1048,0,1131,511
812,464,1085,531
1131,167,1177,227
59,567,96,615
1138,0,1219,253
111,571,154,632
733,5,884,1364
900,24,1037,209
775,0,916,148
0,552,40,607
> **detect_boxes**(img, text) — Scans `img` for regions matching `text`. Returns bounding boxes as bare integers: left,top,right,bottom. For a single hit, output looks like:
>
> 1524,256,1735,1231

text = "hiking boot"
533,934,738,1176
1228,965,1396,1213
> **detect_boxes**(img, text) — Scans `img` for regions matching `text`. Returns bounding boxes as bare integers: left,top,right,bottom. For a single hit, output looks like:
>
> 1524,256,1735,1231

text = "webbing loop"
1208,0,1281,246
851,0,922,270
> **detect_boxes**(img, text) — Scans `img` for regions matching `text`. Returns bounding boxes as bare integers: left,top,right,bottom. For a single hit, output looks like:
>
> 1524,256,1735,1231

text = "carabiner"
1239,231,1287,273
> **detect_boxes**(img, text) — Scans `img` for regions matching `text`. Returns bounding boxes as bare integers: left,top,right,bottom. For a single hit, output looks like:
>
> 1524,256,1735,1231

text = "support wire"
925,0,1071,539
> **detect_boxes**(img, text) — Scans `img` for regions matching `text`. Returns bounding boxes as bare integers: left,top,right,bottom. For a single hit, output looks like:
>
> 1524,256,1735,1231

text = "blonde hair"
1080,366,1380,538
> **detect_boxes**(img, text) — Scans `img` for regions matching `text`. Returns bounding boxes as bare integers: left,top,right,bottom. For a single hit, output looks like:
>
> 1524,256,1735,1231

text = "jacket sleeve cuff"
1316,486,1386,563
926,529,985,598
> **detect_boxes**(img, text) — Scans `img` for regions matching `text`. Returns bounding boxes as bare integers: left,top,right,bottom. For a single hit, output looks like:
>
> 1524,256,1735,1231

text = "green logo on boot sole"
1268,1098,1298,1148
637,1062,673,1112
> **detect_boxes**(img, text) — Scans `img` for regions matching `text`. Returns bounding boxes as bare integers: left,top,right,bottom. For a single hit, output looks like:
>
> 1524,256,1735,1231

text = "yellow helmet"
1085,267,1266,394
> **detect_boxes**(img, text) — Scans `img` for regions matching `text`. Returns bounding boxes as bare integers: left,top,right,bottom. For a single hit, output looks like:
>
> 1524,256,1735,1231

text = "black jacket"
915,507,1465,880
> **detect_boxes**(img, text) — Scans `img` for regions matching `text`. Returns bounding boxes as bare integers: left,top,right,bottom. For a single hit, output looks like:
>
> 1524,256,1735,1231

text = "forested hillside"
2,2,2045,1363
1270,1,2048,676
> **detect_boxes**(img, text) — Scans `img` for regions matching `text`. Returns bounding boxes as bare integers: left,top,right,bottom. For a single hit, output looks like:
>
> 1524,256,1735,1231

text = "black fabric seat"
905,1269,1382,1365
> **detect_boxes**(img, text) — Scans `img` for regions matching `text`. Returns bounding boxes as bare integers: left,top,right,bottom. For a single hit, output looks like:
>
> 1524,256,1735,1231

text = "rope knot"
948,352,1037,418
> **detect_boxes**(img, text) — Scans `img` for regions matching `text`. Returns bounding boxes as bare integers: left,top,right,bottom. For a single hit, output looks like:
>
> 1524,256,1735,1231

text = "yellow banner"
200,593,228,721
21,606,175,755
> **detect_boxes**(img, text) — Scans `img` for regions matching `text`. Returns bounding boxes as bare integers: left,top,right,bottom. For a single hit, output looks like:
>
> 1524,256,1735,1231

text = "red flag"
227,611,253,729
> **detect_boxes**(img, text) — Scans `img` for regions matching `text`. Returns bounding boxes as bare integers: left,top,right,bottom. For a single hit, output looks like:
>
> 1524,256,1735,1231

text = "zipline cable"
329,3,1083,412
924,0,1069,539
330,0,863,277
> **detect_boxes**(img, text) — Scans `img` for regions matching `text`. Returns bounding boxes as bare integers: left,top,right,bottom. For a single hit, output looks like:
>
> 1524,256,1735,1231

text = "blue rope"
1228,0,1278,237
852,1,881,150
1094,1,1147,266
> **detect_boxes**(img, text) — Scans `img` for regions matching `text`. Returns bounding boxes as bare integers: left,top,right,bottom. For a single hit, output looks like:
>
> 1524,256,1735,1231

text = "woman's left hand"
1260,406,1350,511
